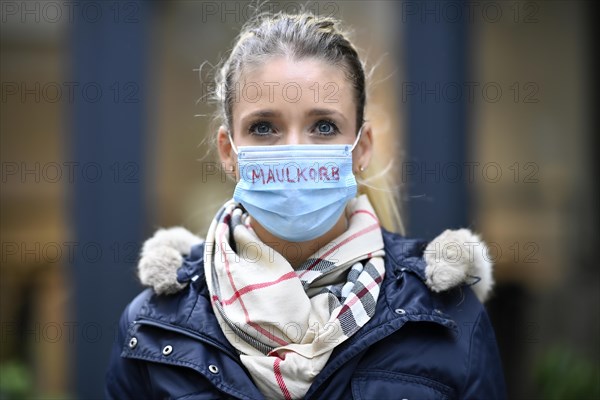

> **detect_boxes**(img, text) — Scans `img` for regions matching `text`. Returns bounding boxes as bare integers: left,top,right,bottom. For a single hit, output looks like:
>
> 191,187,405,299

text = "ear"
352,122,373,173
217,125,237,173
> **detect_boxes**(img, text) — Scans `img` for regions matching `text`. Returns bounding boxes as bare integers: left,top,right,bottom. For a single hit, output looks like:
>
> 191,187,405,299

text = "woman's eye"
248,121,275,136
313,120,339,136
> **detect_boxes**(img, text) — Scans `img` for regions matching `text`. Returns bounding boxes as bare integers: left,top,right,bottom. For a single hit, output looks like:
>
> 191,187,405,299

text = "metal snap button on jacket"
162,345,173,356
394,308,406,315
208,365,219,374
128,337,137,349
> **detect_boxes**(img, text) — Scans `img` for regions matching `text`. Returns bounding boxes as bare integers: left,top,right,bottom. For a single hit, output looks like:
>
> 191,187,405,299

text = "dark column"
401,1,469,240
68,1,153,397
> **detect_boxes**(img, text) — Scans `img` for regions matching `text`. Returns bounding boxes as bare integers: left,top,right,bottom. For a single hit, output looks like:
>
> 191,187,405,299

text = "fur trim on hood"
137,227,494,302
424,228,494,302
138,227,204,295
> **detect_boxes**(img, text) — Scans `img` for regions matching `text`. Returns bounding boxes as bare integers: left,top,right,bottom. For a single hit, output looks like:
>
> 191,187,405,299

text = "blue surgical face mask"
229,127,364,242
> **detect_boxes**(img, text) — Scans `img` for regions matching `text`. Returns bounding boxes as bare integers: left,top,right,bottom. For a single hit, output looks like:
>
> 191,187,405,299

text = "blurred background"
1,0,597,399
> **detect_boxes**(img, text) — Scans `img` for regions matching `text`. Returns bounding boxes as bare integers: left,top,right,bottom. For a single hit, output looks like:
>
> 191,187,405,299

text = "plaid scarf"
204,195,385,400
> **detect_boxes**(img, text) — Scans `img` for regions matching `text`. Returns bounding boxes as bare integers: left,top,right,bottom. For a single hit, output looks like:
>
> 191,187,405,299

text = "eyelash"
313,120,340,136
247,120,340,137
247,121,277,137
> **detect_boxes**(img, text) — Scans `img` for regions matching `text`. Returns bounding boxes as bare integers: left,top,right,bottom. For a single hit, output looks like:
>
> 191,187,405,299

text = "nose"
282,129,304,145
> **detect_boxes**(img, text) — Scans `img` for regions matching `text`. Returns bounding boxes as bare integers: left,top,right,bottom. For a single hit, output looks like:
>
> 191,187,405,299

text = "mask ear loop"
227,131,239,155
350,124,365,152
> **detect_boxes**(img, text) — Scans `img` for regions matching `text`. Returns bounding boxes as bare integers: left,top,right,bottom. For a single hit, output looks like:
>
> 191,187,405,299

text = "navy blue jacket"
106,229,507,399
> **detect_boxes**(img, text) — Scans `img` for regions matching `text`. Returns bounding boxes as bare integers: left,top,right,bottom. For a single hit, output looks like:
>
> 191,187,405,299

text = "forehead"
244,57,345,86
232,57,356,121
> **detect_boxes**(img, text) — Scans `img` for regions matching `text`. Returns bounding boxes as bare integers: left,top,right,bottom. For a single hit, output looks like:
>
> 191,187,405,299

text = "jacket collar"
136,228,457,349
174,228,430,285
130,229,459,399
139,225,493,302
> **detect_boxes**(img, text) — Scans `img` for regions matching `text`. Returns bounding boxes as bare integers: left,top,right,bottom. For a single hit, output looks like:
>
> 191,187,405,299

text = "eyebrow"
240,108,347,122
241,110,281,120
307,108,348,122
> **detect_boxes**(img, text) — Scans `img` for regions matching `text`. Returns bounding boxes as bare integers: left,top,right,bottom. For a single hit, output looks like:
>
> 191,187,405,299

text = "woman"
106,11,506,400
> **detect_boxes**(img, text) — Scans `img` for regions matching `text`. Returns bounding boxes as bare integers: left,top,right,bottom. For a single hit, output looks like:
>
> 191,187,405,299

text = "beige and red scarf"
204,194,385,399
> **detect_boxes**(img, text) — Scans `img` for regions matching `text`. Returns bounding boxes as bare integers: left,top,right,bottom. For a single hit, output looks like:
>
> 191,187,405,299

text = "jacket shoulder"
381,228,494,302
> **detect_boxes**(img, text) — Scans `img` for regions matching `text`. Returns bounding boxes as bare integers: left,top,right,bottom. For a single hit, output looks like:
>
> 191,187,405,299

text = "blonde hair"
209,10,405,234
